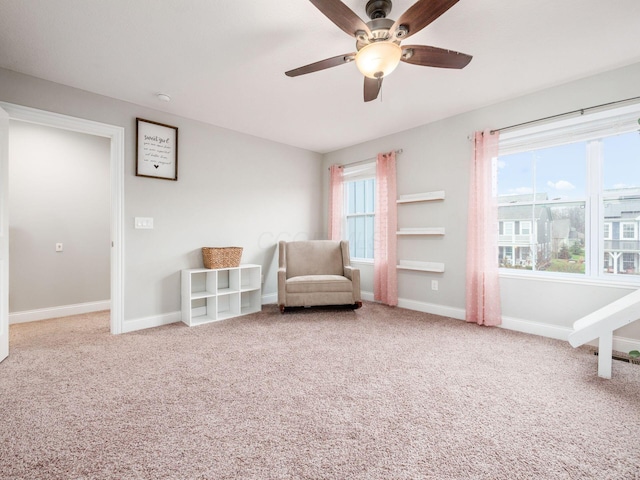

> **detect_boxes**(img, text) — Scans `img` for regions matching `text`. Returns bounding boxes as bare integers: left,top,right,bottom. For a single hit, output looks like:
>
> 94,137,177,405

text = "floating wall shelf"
396,260,445,273
397,190,445,204
397,227,445,236
396,190,446,273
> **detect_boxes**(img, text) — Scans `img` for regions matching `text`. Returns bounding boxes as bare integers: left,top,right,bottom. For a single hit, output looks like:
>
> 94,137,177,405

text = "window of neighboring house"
499,246,513,266
497,103,640,281
622,253,636,273
343,162,376,261
621,222,637,240
503,221,514,236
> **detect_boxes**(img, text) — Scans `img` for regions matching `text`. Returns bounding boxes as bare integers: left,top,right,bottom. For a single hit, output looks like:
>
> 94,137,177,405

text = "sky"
498,130,640,200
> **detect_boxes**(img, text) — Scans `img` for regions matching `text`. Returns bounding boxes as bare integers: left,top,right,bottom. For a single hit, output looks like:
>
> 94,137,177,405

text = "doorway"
0,102,124,336
9,121,110,320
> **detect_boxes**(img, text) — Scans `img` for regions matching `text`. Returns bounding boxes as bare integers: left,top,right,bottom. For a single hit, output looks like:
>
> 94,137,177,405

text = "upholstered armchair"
278,240,362,313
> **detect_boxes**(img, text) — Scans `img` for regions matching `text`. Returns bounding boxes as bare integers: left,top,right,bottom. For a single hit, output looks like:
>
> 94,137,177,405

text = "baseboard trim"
361,291,375,302
607,335,640,355
394,297,640,353
121,311,181,333
262,292,277,305
499,314,571,341
397,297,465,320
9,300,111,324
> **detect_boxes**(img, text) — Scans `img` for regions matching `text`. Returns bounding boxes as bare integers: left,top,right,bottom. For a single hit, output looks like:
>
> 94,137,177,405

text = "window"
343,163,376,260
497,103,640,280
621,222,637,240
503,221,514,236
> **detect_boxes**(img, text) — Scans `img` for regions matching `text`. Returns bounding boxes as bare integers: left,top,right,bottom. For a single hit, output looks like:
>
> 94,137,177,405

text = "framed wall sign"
136,118,178,181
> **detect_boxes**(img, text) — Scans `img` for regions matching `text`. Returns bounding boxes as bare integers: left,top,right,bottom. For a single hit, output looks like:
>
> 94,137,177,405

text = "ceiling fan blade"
285,53,356,77
364,77,382,102
389,0,459,40
308,0,372,38
401,45,472,69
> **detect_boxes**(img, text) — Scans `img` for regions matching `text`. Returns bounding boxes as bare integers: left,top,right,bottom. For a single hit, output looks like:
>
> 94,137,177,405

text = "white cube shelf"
181,264,261,326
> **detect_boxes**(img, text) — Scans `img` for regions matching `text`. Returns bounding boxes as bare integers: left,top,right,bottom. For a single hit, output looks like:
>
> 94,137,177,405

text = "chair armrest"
277,267,287,306
344,266,361,303
278,241,287,269
343,265,354,280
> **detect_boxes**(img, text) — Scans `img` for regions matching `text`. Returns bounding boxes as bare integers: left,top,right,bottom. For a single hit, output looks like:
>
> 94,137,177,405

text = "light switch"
56,243,63,252
134,217,154,229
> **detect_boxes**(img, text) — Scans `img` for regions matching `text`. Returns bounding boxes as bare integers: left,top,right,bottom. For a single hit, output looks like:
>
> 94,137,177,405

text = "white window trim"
497,102,640,287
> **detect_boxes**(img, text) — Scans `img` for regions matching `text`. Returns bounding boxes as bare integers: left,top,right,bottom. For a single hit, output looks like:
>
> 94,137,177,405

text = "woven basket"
202,247,243,269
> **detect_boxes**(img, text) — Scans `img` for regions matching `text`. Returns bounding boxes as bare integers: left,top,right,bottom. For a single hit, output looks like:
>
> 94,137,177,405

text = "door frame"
0,102,125,334
0,106,8,361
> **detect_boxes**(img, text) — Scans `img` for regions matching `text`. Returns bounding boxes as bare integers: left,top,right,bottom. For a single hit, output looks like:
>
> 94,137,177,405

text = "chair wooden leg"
354,301,362,309
279,304,285,314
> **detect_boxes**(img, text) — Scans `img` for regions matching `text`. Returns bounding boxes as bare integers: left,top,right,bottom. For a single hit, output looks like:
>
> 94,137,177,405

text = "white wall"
0,67,324,328
322,62,640,347
8,121,110,313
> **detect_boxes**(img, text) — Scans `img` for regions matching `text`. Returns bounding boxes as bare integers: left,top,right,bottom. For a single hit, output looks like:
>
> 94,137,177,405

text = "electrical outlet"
431,280,439,291
55,243,63,252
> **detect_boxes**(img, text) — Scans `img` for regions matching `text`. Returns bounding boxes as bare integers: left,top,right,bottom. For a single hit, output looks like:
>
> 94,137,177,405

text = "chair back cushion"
286,241,344,278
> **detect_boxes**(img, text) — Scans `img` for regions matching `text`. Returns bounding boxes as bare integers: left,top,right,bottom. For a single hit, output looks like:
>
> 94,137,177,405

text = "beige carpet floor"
1,302,639,479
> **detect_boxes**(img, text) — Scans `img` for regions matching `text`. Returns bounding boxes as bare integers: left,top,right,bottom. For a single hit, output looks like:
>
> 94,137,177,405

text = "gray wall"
8,121,110,312
0,67,324,324
2,62,639,345
322,62,640,345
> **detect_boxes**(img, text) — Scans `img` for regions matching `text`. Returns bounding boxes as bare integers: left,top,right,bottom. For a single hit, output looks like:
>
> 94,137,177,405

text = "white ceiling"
1,0,639,153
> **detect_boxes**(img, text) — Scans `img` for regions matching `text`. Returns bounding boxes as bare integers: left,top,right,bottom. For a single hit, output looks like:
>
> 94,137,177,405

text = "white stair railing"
568,288,640,379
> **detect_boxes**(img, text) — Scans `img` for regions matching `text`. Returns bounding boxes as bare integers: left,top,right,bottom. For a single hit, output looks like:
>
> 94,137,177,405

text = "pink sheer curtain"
328,165,343,241
466,130,501,326
374,151,398,306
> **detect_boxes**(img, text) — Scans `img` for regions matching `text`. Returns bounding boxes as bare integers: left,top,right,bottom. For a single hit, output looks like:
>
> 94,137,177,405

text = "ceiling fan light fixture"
355,41,402,79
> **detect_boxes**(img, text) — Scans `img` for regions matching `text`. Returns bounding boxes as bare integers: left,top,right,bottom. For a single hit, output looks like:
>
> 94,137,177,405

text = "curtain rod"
329,149,403,170
489,95,640,135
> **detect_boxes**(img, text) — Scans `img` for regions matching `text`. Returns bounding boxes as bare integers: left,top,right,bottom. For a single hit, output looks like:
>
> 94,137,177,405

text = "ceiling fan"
285,0,472,102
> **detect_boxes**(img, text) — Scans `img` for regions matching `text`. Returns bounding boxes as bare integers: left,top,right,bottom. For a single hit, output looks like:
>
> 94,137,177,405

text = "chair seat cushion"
286,275,352,294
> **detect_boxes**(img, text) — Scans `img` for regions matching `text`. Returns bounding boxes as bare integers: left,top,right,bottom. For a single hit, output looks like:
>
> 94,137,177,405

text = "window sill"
351,258,374,266
499,269,640,289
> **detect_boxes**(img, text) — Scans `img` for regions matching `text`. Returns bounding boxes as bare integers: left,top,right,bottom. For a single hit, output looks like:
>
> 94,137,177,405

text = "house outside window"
343,162,376,261
497,103,640,281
